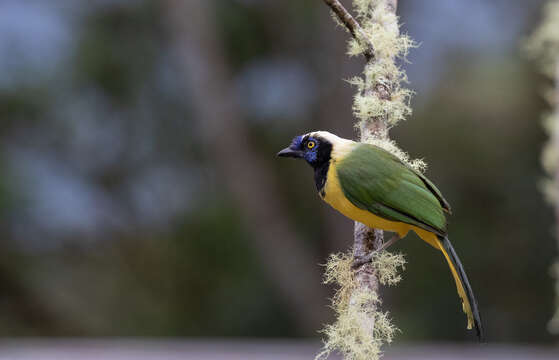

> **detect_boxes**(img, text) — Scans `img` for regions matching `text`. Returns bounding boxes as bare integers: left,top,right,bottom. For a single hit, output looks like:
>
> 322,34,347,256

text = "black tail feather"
439,235,484,341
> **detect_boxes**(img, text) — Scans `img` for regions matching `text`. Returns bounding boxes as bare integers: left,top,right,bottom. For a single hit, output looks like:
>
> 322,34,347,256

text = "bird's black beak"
277,147,303,158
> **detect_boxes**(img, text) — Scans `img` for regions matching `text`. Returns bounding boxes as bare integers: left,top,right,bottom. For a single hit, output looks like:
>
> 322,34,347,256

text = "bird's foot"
351,253,373,269
378,234,400,252
351,235,401,269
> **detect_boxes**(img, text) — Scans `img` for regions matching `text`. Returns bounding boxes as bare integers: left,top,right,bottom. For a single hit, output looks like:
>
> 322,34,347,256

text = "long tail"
436,234,484,341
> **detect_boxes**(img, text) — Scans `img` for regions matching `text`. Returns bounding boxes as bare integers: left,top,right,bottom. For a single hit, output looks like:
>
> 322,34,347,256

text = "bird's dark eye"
307,140,316,149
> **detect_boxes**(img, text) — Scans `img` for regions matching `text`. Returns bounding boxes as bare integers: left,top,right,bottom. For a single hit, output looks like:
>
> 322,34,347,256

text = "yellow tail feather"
437,241,475,330
415,230,482,339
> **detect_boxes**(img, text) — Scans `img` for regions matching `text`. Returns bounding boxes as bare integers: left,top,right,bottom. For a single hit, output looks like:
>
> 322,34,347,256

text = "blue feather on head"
304,145,318,163
291,135,303,148
280,133,320,164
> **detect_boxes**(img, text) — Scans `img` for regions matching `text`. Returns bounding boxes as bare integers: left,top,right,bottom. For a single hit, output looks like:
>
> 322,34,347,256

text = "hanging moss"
316,251,405,360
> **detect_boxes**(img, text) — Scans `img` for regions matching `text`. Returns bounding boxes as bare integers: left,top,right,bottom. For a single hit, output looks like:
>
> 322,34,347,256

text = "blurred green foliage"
0,0,555,344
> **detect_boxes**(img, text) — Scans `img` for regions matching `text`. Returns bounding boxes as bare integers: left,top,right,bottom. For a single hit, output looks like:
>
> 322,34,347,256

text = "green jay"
277,131,483,340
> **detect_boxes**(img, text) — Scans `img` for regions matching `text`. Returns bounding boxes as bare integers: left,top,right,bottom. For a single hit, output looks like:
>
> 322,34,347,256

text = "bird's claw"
351,235,401,269
352,253,374,269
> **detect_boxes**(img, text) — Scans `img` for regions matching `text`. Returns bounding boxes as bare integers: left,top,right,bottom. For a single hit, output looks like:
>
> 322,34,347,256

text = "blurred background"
0,0,558,357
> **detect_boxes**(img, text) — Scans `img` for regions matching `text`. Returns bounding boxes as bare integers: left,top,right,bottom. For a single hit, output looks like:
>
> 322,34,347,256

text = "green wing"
337,143,449,235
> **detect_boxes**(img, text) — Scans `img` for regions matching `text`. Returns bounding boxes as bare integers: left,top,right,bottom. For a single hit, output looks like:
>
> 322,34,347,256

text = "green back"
337,143,449,235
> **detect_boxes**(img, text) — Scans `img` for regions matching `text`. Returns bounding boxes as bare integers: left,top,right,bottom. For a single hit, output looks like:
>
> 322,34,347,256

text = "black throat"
312,141,332,195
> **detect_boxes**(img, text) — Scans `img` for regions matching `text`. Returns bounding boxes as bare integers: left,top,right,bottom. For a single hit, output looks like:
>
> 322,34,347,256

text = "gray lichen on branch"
316,251,404,360
317,0,417,359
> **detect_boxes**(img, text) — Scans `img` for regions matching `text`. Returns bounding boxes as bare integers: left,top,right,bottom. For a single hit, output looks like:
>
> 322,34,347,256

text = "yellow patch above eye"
307,141,316,149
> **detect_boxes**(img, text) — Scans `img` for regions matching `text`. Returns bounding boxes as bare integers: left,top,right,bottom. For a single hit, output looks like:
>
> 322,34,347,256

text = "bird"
277,130,483,340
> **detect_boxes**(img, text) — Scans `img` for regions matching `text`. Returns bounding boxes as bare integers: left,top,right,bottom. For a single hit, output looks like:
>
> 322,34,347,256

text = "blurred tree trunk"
161,0,330,334
526,0,559,333
549,59,559,333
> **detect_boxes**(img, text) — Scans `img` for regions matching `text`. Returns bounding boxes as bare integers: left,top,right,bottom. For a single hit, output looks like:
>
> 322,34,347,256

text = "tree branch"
323,0,400,289
322,0,375,59
317,1,409,358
